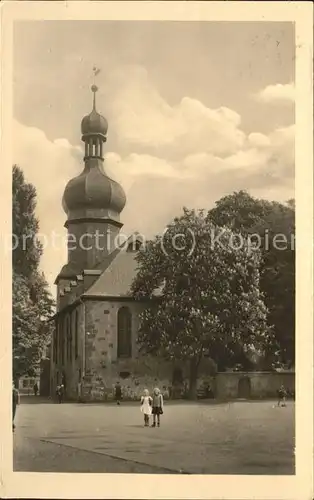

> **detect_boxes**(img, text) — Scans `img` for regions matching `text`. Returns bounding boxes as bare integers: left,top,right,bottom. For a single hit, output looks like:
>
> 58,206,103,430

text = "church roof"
83,247,138,298
49,234,163,321
83,234,164,299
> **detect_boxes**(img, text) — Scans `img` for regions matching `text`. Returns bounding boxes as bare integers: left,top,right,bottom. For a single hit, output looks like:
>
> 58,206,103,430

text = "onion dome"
62,163,126,217
81,85,108,136
62,82,126,221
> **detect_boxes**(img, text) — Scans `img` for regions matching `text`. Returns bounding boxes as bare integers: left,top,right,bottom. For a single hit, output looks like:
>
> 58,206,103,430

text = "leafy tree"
131,208,273,399
12,165,55,381
13,273,40,378
13,165,42,278
208,190,273,233
207,190,295,367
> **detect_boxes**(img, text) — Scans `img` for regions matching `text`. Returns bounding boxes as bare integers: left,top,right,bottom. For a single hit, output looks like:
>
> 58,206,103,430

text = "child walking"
151,387,164,427
140,389,152,426
277,385,287,407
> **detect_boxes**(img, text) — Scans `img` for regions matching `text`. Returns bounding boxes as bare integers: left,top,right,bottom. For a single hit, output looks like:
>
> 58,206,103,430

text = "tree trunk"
188,358,198,400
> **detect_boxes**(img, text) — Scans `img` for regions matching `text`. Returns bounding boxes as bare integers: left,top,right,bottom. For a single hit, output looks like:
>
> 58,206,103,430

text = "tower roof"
81,85,108,136
62,166,126,216
62,81,126,219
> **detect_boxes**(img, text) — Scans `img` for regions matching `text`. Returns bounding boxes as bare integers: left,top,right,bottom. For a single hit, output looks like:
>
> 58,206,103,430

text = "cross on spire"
91,67,101,110
93,66,101,83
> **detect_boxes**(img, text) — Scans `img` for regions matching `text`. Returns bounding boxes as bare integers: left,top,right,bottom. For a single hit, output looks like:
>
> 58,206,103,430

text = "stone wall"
81,297,219,402
81,299,149,401
80,368,295,402
215,371,295,399
79,299,219,401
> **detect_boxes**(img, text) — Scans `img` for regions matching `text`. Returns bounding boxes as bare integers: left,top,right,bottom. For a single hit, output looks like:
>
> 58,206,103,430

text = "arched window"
117,307,132,358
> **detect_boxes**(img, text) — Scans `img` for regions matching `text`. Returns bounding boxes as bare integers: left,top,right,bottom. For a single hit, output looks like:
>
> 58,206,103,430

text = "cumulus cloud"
13,68,295,291
102,65,246,158
254,83,295,104
14,120,83,287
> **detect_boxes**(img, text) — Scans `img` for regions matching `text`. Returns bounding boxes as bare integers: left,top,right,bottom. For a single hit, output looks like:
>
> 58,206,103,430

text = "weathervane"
91,66,101,109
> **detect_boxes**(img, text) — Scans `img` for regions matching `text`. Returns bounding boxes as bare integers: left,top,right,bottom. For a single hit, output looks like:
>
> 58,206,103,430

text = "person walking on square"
12,382,20,432
151,387,164,427
57,384,64,404
55,384,60,403
140,389,152,427
277,385,287,407
33,382,38,396
115,381,122,405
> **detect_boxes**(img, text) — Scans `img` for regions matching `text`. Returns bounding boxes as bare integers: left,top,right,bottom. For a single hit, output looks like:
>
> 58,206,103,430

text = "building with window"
50,84,163,401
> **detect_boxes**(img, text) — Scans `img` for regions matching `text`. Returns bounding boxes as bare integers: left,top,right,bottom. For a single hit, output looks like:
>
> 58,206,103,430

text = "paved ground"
13,398,295,474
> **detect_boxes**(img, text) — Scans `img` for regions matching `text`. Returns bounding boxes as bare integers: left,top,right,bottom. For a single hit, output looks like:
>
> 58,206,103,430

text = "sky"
13,21,295,290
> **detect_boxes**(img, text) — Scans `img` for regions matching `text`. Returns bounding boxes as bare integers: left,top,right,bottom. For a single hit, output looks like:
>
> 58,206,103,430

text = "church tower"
56,84,126,285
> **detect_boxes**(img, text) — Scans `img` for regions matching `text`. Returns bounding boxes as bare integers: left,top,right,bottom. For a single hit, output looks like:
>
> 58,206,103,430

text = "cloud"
101,65,246,158
13,69,295,292
254,83,295,104
14,120,82,288
248,133,271,148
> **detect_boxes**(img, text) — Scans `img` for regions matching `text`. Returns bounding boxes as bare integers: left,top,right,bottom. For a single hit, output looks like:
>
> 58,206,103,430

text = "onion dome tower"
56,84,126,283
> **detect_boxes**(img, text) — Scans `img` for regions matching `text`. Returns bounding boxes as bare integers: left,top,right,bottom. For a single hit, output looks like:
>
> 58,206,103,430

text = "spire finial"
91,66,101,110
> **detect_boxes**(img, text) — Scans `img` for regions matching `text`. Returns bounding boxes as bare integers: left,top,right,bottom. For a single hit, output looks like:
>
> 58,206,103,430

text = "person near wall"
77,381,82,402
33,382,39,396
115,381,122,405
12,383,20,432
56,384,64,404
61,374,66,396
151,387,164,427
277,385,287,407
140,389,152,427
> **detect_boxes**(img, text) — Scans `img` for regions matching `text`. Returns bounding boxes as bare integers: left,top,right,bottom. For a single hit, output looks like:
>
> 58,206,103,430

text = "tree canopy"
131,208,274,398
207,190,295,367
13,165,42,277
12,165,55,380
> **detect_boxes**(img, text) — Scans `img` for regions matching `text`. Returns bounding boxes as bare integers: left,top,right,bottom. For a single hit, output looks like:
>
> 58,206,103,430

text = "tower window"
117,306,132,358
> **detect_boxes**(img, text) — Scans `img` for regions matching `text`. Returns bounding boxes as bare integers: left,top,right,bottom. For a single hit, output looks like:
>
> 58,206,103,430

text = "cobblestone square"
14,398,295,474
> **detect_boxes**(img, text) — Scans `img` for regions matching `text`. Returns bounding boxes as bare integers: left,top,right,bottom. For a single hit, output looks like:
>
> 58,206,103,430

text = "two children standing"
141,387,164,427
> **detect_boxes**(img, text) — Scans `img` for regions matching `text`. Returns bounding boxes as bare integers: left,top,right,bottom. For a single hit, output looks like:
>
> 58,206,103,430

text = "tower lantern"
81,84,108,160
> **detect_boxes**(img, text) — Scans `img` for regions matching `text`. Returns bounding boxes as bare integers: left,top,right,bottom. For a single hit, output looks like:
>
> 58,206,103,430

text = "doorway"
238,376,251,399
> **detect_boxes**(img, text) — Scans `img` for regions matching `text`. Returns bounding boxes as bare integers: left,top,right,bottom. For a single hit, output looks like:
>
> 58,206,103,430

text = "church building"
50,84,294,402
50,84,171,402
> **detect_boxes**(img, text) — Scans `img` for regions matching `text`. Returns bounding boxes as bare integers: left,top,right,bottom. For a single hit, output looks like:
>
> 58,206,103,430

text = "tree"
12,165,55,381
13,273,40,378
13,165,42,278
208,190,273,233
207,190,295,367
131,208,273,399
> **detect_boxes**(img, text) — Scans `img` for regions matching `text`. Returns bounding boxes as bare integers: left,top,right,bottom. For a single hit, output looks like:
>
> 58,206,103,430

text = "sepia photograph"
1,2,313,499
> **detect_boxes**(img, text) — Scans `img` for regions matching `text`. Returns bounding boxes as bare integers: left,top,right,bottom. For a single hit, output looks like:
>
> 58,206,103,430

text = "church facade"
50,85,176,402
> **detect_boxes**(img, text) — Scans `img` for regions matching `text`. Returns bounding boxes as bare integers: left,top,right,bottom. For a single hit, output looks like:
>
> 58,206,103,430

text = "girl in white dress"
140,389,152,426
